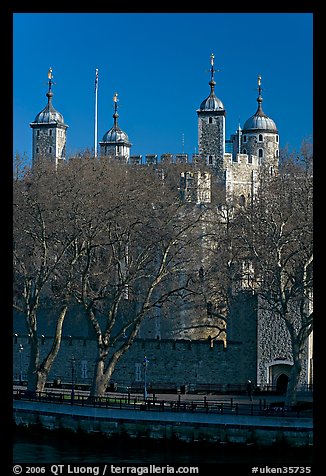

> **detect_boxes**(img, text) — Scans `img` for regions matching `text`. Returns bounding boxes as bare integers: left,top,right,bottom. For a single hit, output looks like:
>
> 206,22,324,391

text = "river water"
13,428,313,467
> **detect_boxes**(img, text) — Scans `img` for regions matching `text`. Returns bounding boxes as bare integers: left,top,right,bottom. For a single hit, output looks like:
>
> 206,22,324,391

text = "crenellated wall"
13,335,257,389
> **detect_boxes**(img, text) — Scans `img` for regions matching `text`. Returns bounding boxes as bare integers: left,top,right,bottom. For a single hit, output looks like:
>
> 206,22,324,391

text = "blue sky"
13,13,313,162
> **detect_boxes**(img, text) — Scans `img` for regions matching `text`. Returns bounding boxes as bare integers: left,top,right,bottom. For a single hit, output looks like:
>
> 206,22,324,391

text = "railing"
13,388,312,418
12,380,314,395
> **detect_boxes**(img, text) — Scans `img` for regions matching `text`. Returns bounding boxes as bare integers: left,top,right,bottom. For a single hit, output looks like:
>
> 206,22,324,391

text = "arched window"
239,195,246,207
243,135,247,143
258,148,263,158
208,155,213,165
49,129,53,136
242,148,247,155
36,147,39,153
275,149,279,158
209,117,213,124
49,146,52,153
276,135,279,143
248,155,252,164
258,134,263,142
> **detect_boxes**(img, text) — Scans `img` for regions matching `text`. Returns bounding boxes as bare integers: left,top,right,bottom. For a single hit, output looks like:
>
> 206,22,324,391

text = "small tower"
30,68,68,167
241,75,279,174
197,53,226,177
99,92,131,162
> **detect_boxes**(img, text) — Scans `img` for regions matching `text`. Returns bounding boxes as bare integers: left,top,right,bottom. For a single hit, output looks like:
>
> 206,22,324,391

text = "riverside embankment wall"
13,401,313,448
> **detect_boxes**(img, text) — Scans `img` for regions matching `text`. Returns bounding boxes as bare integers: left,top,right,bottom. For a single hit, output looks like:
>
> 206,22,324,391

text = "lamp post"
19,344,24,385
143,356,149,400
71,355,76,404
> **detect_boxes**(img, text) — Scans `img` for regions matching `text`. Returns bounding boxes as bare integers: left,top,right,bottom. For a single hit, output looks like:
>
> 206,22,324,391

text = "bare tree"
62,160,204,396
234,153,313,405
13,160,78,391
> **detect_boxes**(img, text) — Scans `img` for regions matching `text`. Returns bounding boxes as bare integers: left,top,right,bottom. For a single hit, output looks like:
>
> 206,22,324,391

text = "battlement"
224,153,259,166
129,153,193,165
13,335,255,388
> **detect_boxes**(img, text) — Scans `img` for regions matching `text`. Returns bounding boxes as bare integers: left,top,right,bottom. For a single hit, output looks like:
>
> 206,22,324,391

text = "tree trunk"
285,357,302,407
35,369,48,393
27,306,67,392
27,332,39,392
90,356,113,397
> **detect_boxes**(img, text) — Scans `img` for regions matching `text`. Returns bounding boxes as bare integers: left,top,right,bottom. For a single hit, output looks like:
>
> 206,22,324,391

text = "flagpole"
94,68,98,158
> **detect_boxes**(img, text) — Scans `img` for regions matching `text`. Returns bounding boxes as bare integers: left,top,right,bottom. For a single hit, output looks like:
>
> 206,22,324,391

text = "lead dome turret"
99,92,131,160
242,75,278,134
240,75,279,171
30,68,68,165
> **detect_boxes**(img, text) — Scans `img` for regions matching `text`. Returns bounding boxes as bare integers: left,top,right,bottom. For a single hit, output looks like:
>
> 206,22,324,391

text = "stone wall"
13,401,313,447
13,336,257,389
256,297,310,388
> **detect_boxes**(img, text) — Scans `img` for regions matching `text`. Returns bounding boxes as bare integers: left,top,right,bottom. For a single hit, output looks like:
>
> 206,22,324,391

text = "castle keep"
14,54,312,393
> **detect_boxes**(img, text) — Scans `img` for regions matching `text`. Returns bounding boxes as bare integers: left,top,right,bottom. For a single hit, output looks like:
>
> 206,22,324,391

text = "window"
242,260,255,289
155,308,161,339
208,156,213,165
275,149,279,158
49,129,52,136
209,117,213,124
276,135,279,143
49,147,52,153
243,135,247,143
242,148,247,155
135,363,142,382
36,147,39,153
248,155,252,164
239,195,246,207
258,134,263,142
258,148,263,158
81,360,88,379
36,130,40,137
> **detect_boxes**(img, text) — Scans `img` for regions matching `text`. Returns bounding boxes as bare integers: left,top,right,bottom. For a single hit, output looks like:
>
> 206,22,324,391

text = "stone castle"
13,55,313,393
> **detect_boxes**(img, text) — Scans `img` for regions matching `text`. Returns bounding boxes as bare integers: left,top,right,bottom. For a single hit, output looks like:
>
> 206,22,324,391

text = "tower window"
275,149,279,158
49,146,52,153
36,130,40,137
242,148,247,155
209,117,213,124
49,129,53,136
248,155,252,164
276,135,279,143
36,147,39,153
243,135,247,143
258,134,263,142
239,195,246,206
208,156,213,165
258,148,263,158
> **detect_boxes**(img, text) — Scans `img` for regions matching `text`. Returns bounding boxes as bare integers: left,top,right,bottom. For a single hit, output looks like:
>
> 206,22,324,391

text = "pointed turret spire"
113,92,119,127
209,53,216,93
256,74,264,115
46,67,54,103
